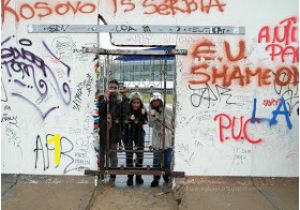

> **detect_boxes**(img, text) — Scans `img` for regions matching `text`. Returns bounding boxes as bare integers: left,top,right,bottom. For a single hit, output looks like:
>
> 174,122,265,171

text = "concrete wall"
2,0,299,176
1,0,99,174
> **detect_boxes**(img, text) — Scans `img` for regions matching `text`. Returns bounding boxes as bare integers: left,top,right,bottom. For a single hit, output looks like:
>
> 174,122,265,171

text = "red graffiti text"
189,64,298,87
213,114,263,144
189,39,299,87
262,98,281,106
2,0,96,23
258,16,299,63
191,39,246,62
111,0,226,15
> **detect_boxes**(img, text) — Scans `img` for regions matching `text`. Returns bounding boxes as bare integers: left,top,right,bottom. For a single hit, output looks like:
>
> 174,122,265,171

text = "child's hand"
150,109,156,116
129,115,135,121
104,90,110,101
141,108,145,115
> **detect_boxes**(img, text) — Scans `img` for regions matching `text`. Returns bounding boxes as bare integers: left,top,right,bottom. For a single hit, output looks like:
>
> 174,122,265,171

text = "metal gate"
85,47,186,179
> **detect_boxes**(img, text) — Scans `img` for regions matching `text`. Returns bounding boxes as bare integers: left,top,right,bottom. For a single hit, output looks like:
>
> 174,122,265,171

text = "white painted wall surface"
1,0,99,174
2,0,298,176
99,0,299,177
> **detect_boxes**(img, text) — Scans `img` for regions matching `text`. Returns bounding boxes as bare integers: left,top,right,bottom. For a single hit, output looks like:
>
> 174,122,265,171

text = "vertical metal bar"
149,59,152,81
118,59,122,167
149,83,153,149
122,60,124,82
171,58,176,173
132,62,135,81
160,60,163,86
118,60,120,81
161,58,167,170
95,14,101,185
105,55,110,170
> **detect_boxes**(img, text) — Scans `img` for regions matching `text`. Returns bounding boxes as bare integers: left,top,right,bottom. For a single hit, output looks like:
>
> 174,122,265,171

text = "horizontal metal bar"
170,171,185,178
28,24,245,35
84,169,185,177
97,119,171,125
82,47,187,55
85,168,163,176
105,88,174,93
126,88,174,93
109,149,163,153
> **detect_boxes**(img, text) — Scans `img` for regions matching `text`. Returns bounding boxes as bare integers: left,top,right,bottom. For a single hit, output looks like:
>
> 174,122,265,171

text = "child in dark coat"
123,92,148,186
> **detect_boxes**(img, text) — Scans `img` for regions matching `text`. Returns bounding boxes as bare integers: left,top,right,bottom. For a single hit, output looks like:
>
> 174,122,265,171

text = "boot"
136,175,144,185
163,175,169,183
127,175,133,186
150,179,159,187
109,174,116,182
151,176,160,187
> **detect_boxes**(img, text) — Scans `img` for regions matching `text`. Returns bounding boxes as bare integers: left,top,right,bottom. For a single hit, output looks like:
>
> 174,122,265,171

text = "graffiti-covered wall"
175,19,299,176
1,0,99,174
173,2,299,177
99,0,299,177
2,0,299,177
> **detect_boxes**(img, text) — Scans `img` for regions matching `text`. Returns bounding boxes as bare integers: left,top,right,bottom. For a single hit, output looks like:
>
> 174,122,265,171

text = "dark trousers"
123,127,145,177
99,142,118,169
153,148,173,180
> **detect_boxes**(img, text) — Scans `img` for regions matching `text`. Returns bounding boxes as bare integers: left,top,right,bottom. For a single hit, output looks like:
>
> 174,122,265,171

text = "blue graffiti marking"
270,98,293,129
251,97,293,129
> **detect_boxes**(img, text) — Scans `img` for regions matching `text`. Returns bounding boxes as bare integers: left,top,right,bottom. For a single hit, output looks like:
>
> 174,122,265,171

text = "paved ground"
1,174,298,210
89,181,177,210
175,177,299,210
2,174,95,210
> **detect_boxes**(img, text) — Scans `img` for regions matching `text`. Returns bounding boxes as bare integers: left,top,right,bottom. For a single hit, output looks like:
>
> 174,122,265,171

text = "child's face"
132,99,141,110
108,83,118,93
151,99,161,108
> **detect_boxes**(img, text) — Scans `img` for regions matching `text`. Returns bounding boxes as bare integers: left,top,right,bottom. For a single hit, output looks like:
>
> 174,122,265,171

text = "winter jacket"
124,92,148,147
149,93,174,149
99,94,122,145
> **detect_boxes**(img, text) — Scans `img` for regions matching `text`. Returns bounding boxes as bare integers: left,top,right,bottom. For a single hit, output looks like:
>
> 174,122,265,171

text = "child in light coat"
149,92,174,187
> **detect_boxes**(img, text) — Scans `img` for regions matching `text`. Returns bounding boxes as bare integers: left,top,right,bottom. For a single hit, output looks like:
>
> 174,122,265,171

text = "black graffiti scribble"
34,135,47,170
46,134,74,173
52,36,76,61
1,36,72,119
6,126,21,146
34,134,74,174
188,84,238,108
73,83,83,111
1,113,18,126
273,71,299,116
84,73,93,96
189,83,218,108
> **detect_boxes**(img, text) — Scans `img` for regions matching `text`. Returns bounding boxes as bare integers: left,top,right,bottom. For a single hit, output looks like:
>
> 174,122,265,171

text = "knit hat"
129,92,143,102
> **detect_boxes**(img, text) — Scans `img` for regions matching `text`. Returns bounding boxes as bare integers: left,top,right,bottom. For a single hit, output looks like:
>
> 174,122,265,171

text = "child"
149,92,174,187
123,92,148,186
98,79,122,181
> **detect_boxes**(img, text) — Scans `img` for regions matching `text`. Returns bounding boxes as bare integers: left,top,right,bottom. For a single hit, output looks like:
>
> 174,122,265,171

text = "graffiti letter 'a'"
34,135,47,170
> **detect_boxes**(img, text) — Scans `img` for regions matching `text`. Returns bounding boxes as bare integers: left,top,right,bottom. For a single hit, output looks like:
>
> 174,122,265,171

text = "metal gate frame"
85,48,186,178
